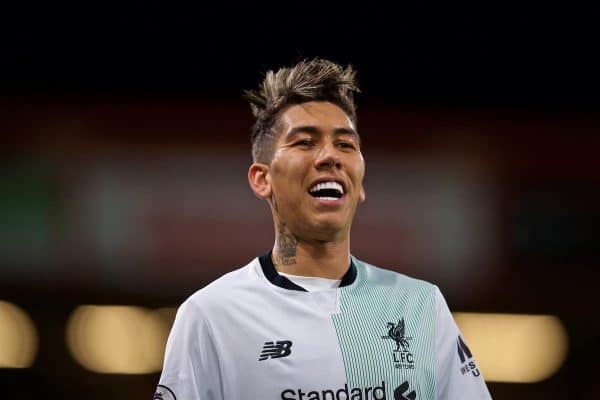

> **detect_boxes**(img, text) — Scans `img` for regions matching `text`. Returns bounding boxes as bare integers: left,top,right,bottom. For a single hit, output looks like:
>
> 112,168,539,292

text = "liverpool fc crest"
382,318,415,369
386,318,411,351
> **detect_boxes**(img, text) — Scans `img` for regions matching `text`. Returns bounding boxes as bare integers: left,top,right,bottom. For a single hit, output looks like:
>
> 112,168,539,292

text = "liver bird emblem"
386,318,410,352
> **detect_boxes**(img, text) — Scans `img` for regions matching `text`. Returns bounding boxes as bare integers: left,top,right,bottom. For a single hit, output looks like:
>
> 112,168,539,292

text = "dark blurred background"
1,3,599,399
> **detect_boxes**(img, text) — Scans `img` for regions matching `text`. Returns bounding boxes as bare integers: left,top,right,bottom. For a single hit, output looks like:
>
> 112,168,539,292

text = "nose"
314,142,341,170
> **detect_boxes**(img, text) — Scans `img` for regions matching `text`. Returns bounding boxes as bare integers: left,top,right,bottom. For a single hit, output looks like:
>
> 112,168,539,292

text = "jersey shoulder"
354,257,437,293
178,258,259,317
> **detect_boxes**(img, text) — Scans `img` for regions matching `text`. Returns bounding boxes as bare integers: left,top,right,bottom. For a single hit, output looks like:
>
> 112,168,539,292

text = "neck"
271,221,351,279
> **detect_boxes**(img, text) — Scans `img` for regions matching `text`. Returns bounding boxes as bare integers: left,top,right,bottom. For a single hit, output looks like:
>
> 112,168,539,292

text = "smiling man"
249,100,365,278
155,59,492,400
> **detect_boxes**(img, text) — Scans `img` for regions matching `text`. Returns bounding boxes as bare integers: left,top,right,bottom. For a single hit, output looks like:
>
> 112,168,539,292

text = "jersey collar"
258,251,357,292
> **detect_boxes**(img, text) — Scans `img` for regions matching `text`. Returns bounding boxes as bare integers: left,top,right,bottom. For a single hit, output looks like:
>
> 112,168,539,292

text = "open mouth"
309,181,344,200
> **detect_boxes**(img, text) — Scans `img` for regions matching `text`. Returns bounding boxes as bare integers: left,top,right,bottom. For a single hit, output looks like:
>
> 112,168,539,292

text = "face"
249,101,366,242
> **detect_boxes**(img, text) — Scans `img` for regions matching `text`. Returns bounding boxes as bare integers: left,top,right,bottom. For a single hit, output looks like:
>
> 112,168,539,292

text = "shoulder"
353,257,438,294
176,258,259,320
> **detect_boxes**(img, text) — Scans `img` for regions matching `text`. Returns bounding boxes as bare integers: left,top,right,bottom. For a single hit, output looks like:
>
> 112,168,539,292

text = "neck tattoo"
273,221,297,266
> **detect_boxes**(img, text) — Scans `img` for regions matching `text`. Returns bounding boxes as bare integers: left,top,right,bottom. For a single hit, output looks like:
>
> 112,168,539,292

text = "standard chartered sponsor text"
282,381,388,400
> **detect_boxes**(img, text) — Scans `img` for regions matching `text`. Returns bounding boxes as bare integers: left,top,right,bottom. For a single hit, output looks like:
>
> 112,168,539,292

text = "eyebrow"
285,125,360,143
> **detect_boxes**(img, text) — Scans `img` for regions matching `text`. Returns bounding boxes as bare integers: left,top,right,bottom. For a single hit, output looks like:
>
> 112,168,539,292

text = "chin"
308,220,349,241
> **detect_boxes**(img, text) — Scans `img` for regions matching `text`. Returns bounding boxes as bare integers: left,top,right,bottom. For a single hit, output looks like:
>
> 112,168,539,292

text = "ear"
248,163,272,200
359,184,366,203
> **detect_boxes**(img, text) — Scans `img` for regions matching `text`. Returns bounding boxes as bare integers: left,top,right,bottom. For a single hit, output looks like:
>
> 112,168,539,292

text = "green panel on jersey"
332,260,436,400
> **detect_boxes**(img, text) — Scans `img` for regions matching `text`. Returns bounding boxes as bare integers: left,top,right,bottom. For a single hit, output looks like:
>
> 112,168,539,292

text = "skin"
248,101,366,279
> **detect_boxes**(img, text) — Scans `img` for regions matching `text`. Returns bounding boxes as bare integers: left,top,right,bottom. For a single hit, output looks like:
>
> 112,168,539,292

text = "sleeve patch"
153,384,177,400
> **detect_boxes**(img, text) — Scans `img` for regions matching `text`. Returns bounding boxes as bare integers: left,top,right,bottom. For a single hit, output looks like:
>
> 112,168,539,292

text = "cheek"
273,154,306,178
270,159,306,196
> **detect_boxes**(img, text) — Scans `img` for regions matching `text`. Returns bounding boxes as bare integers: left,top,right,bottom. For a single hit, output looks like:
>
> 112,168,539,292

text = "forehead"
277,101,355,134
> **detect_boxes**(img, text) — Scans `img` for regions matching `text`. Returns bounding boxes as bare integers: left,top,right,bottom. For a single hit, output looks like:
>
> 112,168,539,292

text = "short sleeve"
154,299,224,400
434,286,492,399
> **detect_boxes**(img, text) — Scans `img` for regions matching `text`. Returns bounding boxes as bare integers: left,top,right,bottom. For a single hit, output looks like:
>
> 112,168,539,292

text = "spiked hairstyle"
244,58,360,163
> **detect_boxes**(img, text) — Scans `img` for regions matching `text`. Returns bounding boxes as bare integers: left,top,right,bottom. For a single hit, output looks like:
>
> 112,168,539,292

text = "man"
155,59,492,400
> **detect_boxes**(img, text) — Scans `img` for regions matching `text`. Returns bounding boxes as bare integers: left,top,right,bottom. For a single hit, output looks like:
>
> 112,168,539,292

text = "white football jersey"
155,254,492,400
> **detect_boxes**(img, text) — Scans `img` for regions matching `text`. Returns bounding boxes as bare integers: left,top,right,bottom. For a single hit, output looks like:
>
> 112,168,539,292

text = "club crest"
381,318,415,369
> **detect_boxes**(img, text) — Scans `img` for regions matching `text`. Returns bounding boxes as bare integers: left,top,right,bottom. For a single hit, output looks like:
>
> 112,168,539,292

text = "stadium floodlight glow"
0,301,38,368
453,312,568,383
144,307,177,370
66,305,176,374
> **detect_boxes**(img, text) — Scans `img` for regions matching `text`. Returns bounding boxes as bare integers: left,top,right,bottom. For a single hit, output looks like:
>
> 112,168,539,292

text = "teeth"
309,181,344,194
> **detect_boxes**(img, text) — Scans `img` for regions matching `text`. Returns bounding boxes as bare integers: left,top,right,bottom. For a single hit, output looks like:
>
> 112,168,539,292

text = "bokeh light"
454,313,568,383
66,306,176,374
0,301,38,368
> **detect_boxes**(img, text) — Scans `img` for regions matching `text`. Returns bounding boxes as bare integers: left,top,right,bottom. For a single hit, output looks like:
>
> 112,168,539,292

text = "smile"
309,181,344,200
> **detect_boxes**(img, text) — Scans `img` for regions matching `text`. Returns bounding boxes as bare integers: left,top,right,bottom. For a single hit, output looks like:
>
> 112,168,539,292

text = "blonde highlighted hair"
244,58,360,163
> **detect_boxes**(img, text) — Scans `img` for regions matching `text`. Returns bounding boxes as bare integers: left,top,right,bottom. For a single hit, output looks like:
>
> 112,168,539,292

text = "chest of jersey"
208,284,435,400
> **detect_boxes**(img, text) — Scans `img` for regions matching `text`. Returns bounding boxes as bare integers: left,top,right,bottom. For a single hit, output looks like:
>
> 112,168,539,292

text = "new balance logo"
258,340,293,361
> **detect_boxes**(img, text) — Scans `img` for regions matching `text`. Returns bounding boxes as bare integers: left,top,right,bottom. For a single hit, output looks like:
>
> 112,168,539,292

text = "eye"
294,139,314,147
337,141,356,150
